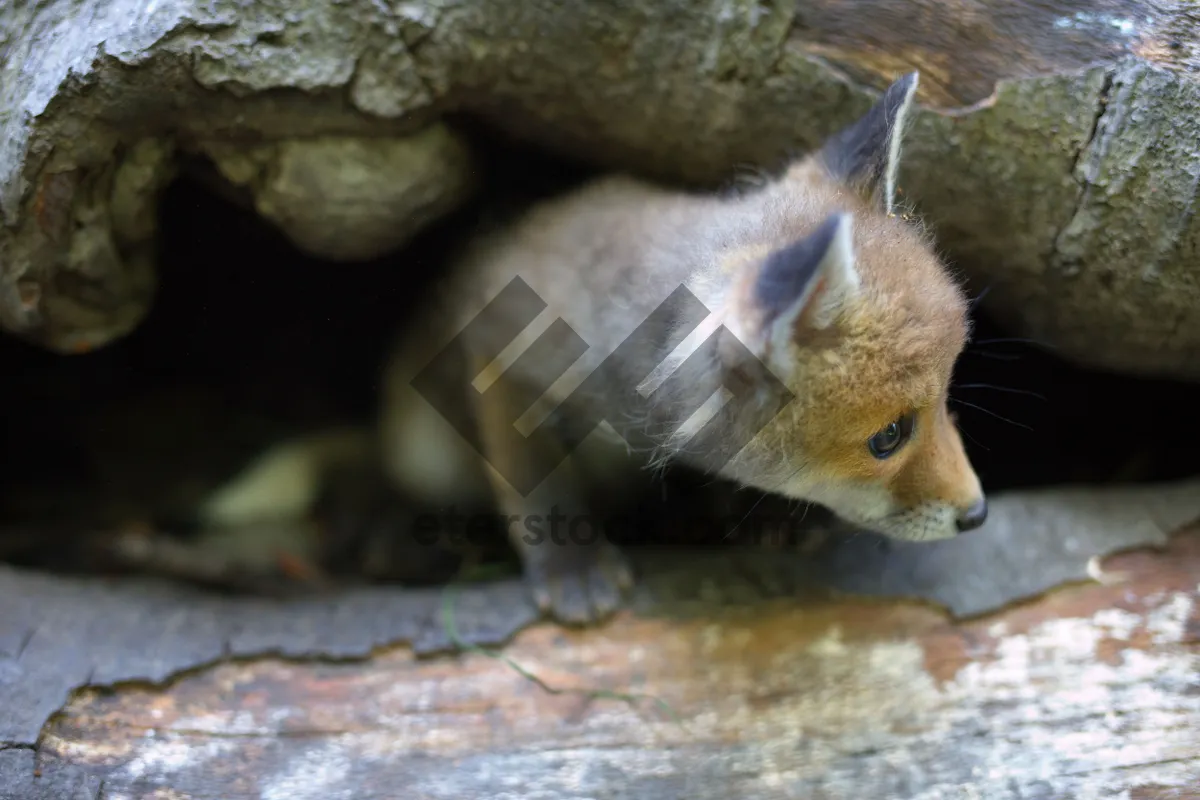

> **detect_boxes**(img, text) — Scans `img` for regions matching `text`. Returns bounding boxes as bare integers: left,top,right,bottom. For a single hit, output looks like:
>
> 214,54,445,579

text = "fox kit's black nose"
956,498,989,533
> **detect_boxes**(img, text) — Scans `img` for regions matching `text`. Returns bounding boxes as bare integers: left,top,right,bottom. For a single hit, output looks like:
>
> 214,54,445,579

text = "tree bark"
11,524,1200,799
2,481,1199,798
2,0,1199,377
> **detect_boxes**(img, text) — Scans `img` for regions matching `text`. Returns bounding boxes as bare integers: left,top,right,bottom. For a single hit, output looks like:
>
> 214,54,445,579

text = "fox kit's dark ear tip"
816,71,921,210
892,71,920,97
753,212,853,316
812,211,851,251
879,71,920,122
887,72,920,118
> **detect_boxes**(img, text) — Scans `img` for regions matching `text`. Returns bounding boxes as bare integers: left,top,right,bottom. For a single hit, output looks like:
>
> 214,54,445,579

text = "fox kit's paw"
522,539,633,625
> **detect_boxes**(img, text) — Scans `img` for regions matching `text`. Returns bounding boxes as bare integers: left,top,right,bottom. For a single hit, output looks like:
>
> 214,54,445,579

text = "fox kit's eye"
868,412,916,459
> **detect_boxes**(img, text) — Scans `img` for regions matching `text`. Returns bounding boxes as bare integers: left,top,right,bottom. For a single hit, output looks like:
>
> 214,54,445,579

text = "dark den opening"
1,131,1197,582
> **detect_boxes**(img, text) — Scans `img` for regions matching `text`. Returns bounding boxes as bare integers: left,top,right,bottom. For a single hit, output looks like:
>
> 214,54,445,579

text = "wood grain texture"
1,477,1197,800
14,525,1198,799
3,476,1198,751
2,0,1200,379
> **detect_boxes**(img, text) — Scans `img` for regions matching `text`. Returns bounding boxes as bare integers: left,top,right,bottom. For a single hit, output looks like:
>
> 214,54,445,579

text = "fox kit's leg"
469,360,633,625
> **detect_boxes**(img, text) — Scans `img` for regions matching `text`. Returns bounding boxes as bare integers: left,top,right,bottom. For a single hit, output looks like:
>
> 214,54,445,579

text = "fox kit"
381,72,987,624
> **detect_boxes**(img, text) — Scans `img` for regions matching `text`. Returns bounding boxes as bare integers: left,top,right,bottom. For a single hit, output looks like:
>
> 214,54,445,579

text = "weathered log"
2,481,1199,798
10,523,1200,799
3,3,1200,796
2,0,1200,378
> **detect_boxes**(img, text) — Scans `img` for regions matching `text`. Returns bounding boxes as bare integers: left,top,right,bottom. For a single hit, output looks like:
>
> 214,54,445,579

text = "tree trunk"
2,0,1199,377
2,482,1199,798
3,3,1200,797
6,522,1199,799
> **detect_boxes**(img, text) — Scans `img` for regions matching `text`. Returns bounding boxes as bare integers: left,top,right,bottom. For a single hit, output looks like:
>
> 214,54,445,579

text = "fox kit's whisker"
723,491,771,541
953,383,1047,401
957,425,990,452
968,283,994,309
970,336,1055,349
950,398,1035,431
722,459,809,541
963,349,1023,362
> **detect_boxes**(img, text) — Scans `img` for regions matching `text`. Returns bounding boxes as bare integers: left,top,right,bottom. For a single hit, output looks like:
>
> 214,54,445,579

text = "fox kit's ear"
817,71,919,214
753,212,858,350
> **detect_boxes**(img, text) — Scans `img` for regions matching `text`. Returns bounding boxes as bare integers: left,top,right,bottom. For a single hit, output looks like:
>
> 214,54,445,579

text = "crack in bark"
5,1,1200,374
1074,69,1116,178
1051,65,1118,277
15,627,35,660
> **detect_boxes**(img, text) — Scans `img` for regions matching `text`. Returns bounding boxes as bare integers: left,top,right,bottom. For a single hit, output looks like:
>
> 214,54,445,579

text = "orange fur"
717,156,983,539
381,71,987,623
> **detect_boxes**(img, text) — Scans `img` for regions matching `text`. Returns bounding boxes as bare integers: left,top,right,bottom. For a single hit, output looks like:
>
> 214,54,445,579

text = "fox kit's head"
715,71,986,541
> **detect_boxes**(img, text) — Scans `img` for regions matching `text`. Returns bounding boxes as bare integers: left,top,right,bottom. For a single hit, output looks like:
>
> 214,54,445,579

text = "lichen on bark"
1,0,1198,378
